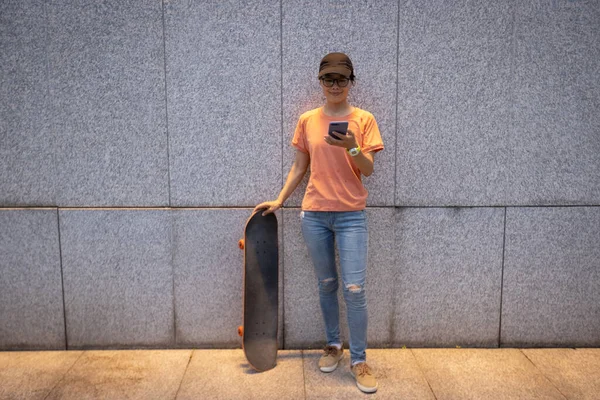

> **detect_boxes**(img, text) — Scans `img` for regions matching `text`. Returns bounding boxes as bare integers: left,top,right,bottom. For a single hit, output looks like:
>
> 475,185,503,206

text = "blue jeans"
300,210,369,365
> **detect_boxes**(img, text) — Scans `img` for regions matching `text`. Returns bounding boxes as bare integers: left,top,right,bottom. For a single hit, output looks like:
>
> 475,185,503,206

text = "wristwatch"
347,145,361,157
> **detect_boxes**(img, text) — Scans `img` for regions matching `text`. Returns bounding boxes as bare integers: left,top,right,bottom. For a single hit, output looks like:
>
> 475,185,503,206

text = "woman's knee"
318,277,338,293
342,282,367,305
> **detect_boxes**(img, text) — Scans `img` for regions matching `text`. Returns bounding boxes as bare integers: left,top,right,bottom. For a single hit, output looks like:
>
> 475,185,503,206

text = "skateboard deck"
237,210,278,371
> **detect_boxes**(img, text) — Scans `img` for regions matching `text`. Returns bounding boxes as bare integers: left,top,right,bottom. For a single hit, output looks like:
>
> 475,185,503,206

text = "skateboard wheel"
237,326,244,337
238,239,245,250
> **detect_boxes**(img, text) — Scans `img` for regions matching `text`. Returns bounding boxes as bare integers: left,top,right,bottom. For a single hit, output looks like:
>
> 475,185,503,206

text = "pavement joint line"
409,349,439,400
42,350,85,400
301,350,307,400
498,206,507,346
56,209,68,351
173,350,194,400
518,349,569,400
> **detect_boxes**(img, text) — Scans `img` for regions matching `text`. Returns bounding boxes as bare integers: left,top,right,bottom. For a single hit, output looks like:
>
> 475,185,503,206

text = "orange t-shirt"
291,106,384,211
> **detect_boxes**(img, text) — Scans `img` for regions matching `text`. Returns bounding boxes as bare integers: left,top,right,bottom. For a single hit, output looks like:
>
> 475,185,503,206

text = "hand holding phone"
328,121,349,140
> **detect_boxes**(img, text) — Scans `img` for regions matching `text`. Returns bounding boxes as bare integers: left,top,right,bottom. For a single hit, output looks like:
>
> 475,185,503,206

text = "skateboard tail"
243,344,277,371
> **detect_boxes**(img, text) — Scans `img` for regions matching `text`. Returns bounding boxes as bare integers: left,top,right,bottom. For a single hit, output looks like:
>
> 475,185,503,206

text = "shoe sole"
319,352,343,373
351,370,378,393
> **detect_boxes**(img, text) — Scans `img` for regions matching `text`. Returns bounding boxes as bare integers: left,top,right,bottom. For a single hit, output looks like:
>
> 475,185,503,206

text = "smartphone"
328,121,349,140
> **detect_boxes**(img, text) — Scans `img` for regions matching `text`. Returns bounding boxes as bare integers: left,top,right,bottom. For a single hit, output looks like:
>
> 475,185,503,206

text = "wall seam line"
498,0,517,348
394,0,401,207
507,0,517,201
498,207,507,347
279,0,286,350
170,210,177,347
56,208,68,350
43,0,56,207
389,207,398,346
389,0,402,348
160,0,177,347
161,0,172,207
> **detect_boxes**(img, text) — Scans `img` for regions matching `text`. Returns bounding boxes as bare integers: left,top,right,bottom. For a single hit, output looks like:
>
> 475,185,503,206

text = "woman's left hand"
324,128,358,150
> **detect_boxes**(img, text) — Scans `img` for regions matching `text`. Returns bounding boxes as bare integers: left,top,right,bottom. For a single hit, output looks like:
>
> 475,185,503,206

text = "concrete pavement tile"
303,349,436,399
176,350,304,399
0,351,83,400
412,348,567,400
521,348,600,400
44,350,191,400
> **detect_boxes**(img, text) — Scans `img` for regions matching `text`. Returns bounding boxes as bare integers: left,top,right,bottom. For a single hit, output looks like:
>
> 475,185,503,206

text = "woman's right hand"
254,200,283,216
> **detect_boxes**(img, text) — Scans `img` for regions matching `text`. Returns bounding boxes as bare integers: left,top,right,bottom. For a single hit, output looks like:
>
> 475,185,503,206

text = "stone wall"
1,0,599,350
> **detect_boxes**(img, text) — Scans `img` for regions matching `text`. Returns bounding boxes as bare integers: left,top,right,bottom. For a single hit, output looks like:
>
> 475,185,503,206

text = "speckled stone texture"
502,207,600,346
48,2,169,206
59,209,174,348
2,348,599,399
412,349,566,399
283,208,396,349
176,350,305,400
0,209,65,350
44,350,190,400
0,350,83,400
282,0,397,208
521,348,600,399
165,0,282,207
172,209,283,348
396,2,514,206
508,2,600,205
302,348,437,399
2,0,600,352
0,2,55,206
393,207,505,347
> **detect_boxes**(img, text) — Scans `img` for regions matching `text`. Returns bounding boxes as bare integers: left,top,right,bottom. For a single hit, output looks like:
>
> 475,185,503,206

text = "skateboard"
237,210,278,371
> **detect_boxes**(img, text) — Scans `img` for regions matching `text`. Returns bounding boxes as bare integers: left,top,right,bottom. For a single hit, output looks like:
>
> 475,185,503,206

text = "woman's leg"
332,210,368,365
301,211,341,347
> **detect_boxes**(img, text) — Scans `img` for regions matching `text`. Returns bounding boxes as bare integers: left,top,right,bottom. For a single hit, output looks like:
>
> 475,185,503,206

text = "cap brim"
318,67,351,78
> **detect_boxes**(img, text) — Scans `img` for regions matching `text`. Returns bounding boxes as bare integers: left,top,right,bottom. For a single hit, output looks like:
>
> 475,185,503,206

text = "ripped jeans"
300,210,368,365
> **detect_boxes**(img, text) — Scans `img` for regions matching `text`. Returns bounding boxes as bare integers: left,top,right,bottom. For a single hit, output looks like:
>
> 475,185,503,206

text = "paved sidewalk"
1,348,599,399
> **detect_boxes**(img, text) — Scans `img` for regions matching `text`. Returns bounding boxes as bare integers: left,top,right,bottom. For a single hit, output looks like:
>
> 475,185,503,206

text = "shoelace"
354,363,372,377
323,346,339,357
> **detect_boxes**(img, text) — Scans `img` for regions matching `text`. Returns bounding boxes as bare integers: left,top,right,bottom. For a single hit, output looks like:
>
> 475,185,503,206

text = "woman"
254,52,383,394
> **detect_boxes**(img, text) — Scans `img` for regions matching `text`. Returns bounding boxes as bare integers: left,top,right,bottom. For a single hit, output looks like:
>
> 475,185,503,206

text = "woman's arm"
254,150,309,215
350,150,374,177
277,150,310,204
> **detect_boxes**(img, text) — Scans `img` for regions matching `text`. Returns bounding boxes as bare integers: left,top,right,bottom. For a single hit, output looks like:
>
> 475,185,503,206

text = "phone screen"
328,122,349,140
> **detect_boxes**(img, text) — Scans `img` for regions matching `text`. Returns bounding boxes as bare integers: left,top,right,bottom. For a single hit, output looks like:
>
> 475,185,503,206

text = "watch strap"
347,145,361,156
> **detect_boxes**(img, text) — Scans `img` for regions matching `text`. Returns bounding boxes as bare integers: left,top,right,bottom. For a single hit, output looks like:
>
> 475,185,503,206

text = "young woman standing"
254,52,384,393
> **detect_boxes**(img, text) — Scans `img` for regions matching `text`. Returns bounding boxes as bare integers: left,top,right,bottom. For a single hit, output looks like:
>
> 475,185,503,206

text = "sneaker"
351,362,377,393
318,345,344,372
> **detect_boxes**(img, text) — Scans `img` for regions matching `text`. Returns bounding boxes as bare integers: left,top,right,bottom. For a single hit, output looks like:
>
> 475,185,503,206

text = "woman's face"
319,73,352,104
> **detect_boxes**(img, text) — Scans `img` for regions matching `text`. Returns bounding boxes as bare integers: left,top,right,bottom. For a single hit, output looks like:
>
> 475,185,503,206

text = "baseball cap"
318,52,354,78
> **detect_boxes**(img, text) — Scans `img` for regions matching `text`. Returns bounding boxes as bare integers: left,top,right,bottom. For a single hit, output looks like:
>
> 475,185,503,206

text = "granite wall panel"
396,1,513,206
59,209,174,348
48,1,169,206
165,0,282,207
393,207,505,347
508,1,600,205
502,207,600,346
0,209,64,350
0,2,55,206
